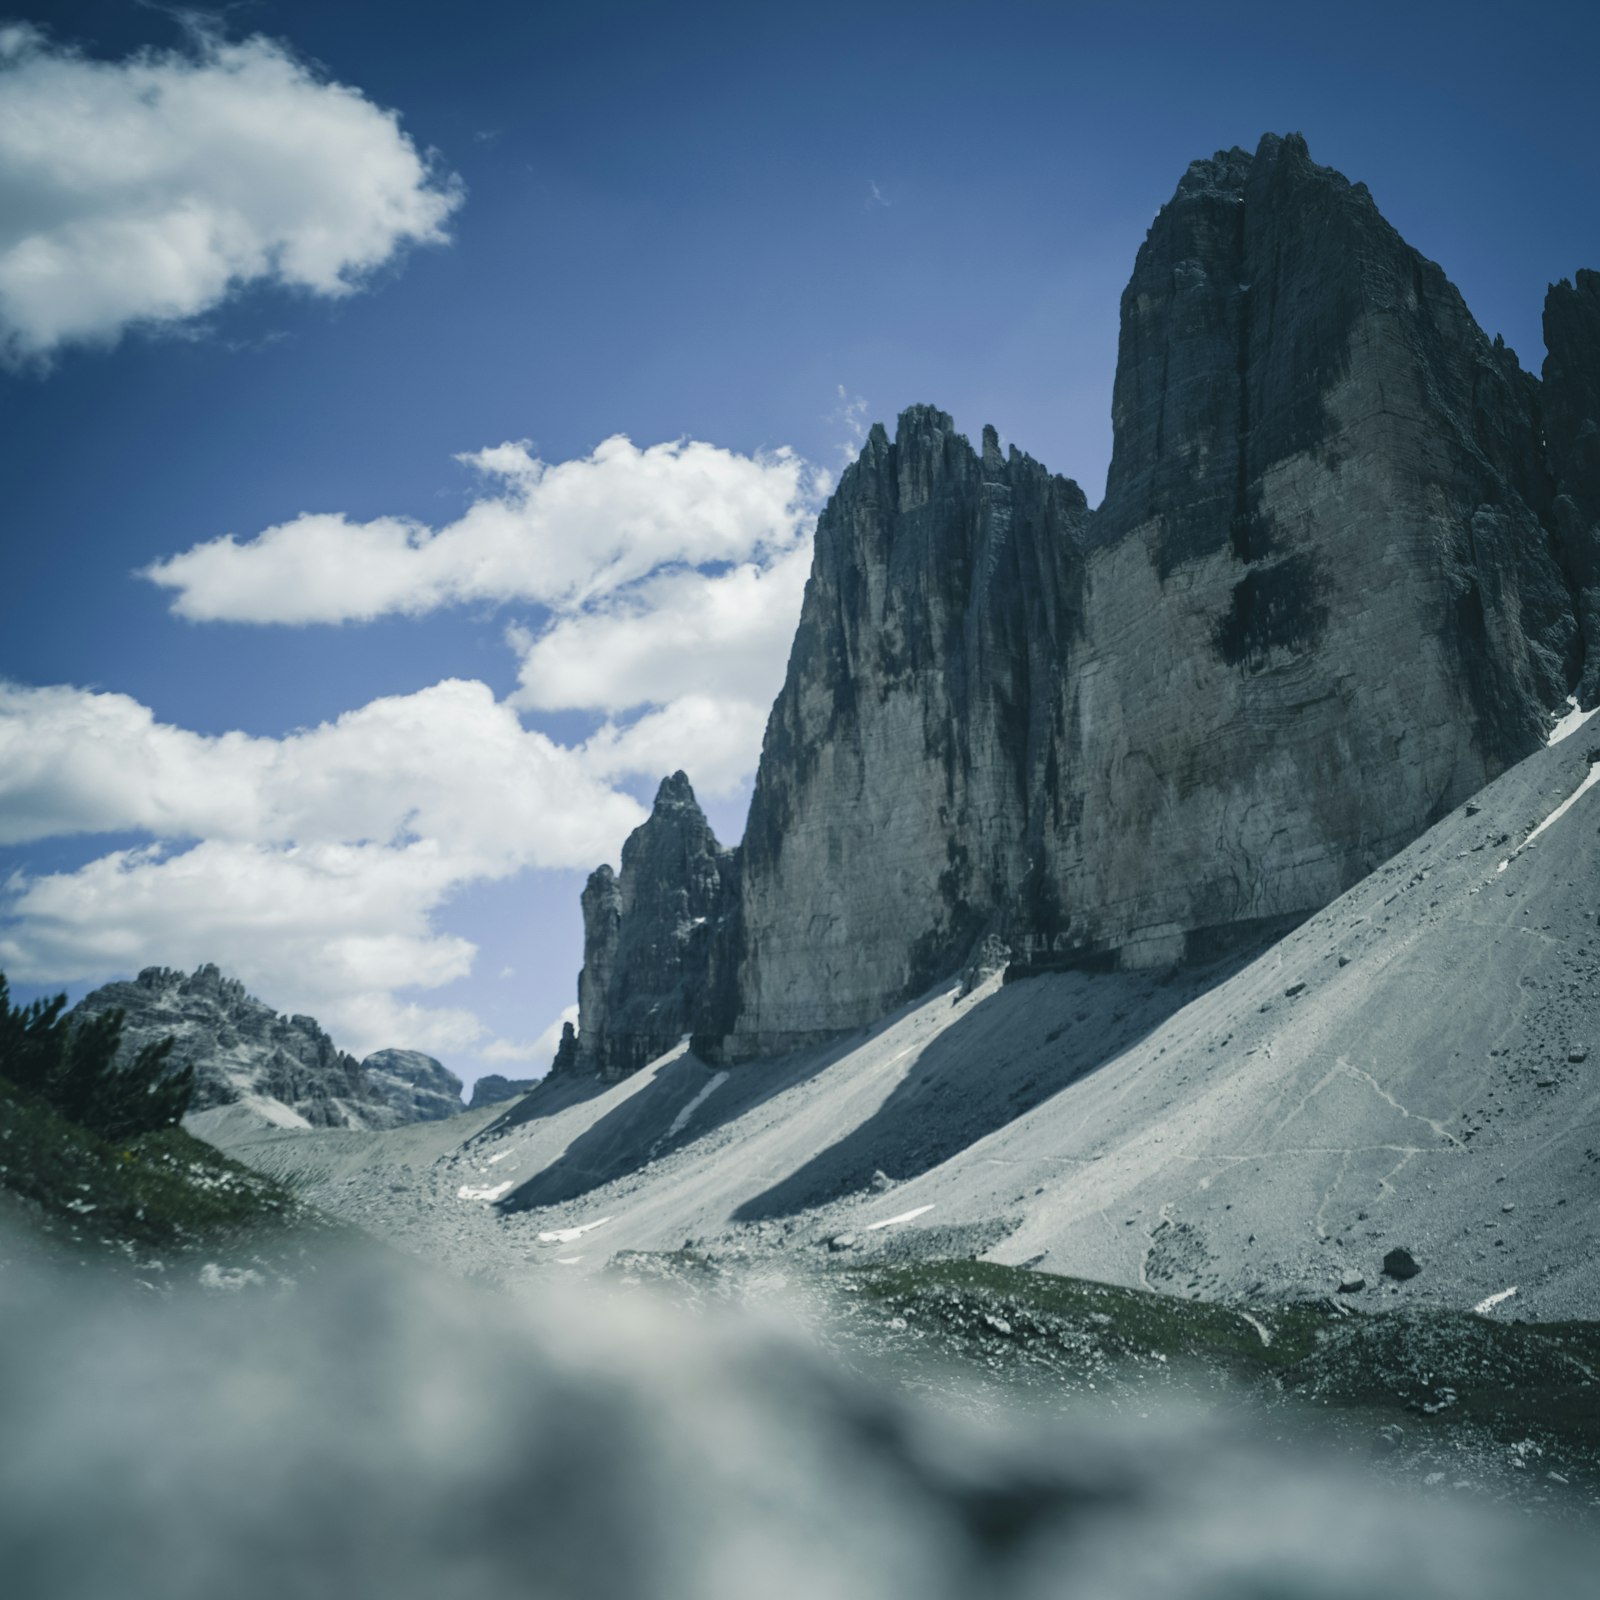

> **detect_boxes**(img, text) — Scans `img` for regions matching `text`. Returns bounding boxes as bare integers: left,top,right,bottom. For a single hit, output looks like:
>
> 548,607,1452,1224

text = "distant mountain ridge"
72,964,463,1131
566,132,1600,1079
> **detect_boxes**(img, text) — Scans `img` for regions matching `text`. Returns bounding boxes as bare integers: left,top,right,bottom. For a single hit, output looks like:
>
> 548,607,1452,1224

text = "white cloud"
829,385,870,465
0,25,460,363
143,436,823,624
138,430,821,805
580,695,773,800
0,680,645,1057
6,422,835,1060
481,1003,577,1071
512,543,810,715
0,677,642,864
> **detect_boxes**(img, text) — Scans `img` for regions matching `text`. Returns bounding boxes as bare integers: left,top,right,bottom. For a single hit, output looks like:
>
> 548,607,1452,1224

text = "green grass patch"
0,1071,301,1257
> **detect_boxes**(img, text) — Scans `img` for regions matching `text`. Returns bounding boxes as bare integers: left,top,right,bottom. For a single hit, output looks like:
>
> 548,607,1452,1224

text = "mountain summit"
568,133,1600,1071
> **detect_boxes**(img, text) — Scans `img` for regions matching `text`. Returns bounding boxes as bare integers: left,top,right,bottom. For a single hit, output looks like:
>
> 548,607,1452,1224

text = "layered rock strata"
73,964,462,1129
565,133,1600,1073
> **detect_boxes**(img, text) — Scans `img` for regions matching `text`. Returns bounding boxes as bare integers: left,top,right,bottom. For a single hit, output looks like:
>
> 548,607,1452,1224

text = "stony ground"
216,721,1600,1326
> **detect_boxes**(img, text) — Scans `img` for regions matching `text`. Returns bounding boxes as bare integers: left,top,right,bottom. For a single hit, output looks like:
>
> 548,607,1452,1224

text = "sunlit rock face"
574,772,739,1081
361,1049,465,1124
72,964,461,1129
572,133,1600,1069
716,409,1089,1058
1054,130,1576,972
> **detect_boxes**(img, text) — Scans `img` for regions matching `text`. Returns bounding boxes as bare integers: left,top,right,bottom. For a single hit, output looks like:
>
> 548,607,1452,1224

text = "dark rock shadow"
732,944,1268,1223
472,1070,612,1144
496,993,945,1213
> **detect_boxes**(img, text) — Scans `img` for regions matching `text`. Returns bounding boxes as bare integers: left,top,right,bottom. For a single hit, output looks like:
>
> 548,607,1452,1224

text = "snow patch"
458,1181,514,1202
664,1072,729,1143
865,1204,935,1231
1547,696,1597,746
538,1217,613,1244
1497,760,1600,872
488,1148,514,1164
1523,762,1600,848
1473,1286,1518,1315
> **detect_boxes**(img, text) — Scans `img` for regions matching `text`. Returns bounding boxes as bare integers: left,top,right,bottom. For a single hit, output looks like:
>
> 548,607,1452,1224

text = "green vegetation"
615,1250,1600,1505
0,972,193,1140
843,1259,1600,1467
0,971,304,1263
0,1072,297,1256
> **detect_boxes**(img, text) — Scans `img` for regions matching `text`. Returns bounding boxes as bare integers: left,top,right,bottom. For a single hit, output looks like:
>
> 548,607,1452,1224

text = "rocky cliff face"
73,965,461,1130
467,1072,538,1110
566,132,1600,1074
362,1048,466,1124
574,773,738,1081
721,413,1088,1056
1543,269,1600,705
1054,131,1578,973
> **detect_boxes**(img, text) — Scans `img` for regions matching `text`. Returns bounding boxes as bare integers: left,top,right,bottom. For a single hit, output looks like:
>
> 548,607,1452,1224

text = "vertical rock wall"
1050,131,1577,971
716,412,1089,1057
565,133,1600,1076
573,773,739,1081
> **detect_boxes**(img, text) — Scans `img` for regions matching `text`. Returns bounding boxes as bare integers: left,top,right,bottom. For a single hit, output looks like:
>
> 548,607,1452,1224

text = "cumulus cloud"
7,425,831,1059
0,678,642,861
0,680,645,1056
512,544,811,715
143,436,822,624
511,544,808,797
0,25,460,363
139,429,821,802
481,1003,578,1070
580,695,774,800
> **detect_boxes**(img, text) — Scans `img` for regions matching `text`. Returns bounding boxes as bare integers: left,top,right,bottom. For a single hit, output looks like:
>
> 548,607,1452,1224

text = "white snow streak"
457,1180,514,1202
1497,760,1600,871
1523,764,1600,848
665,1072,729,1143
1473,1286,1518,1315
865,1204,935,1231
1548,697,1597,746
538,1217,613,1244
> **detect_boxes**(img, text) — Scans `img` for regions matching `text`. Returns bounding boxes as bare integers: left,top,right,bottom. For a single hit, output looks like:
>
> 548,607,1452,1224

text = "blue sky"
2,0,1597,1084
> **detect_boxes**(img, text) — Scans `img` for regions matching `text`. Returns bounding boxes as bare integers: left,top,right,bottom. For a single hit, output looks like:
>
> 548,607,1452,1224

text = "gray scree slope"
568,132,1600,1072
215,725,1600,1318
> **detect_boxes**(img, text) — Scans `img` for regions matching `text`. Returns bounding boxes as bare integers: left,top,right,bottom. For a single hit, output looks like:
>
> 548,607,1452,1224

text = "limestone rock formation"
1056,131,1579,974
1542,269,1600,705
467,1072,538,1110
575,773,738,1080
566,132,1600,1074
72,965,455,1130
722,411,1089,1056
546,1020,579,1078
361,1048,465,1123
